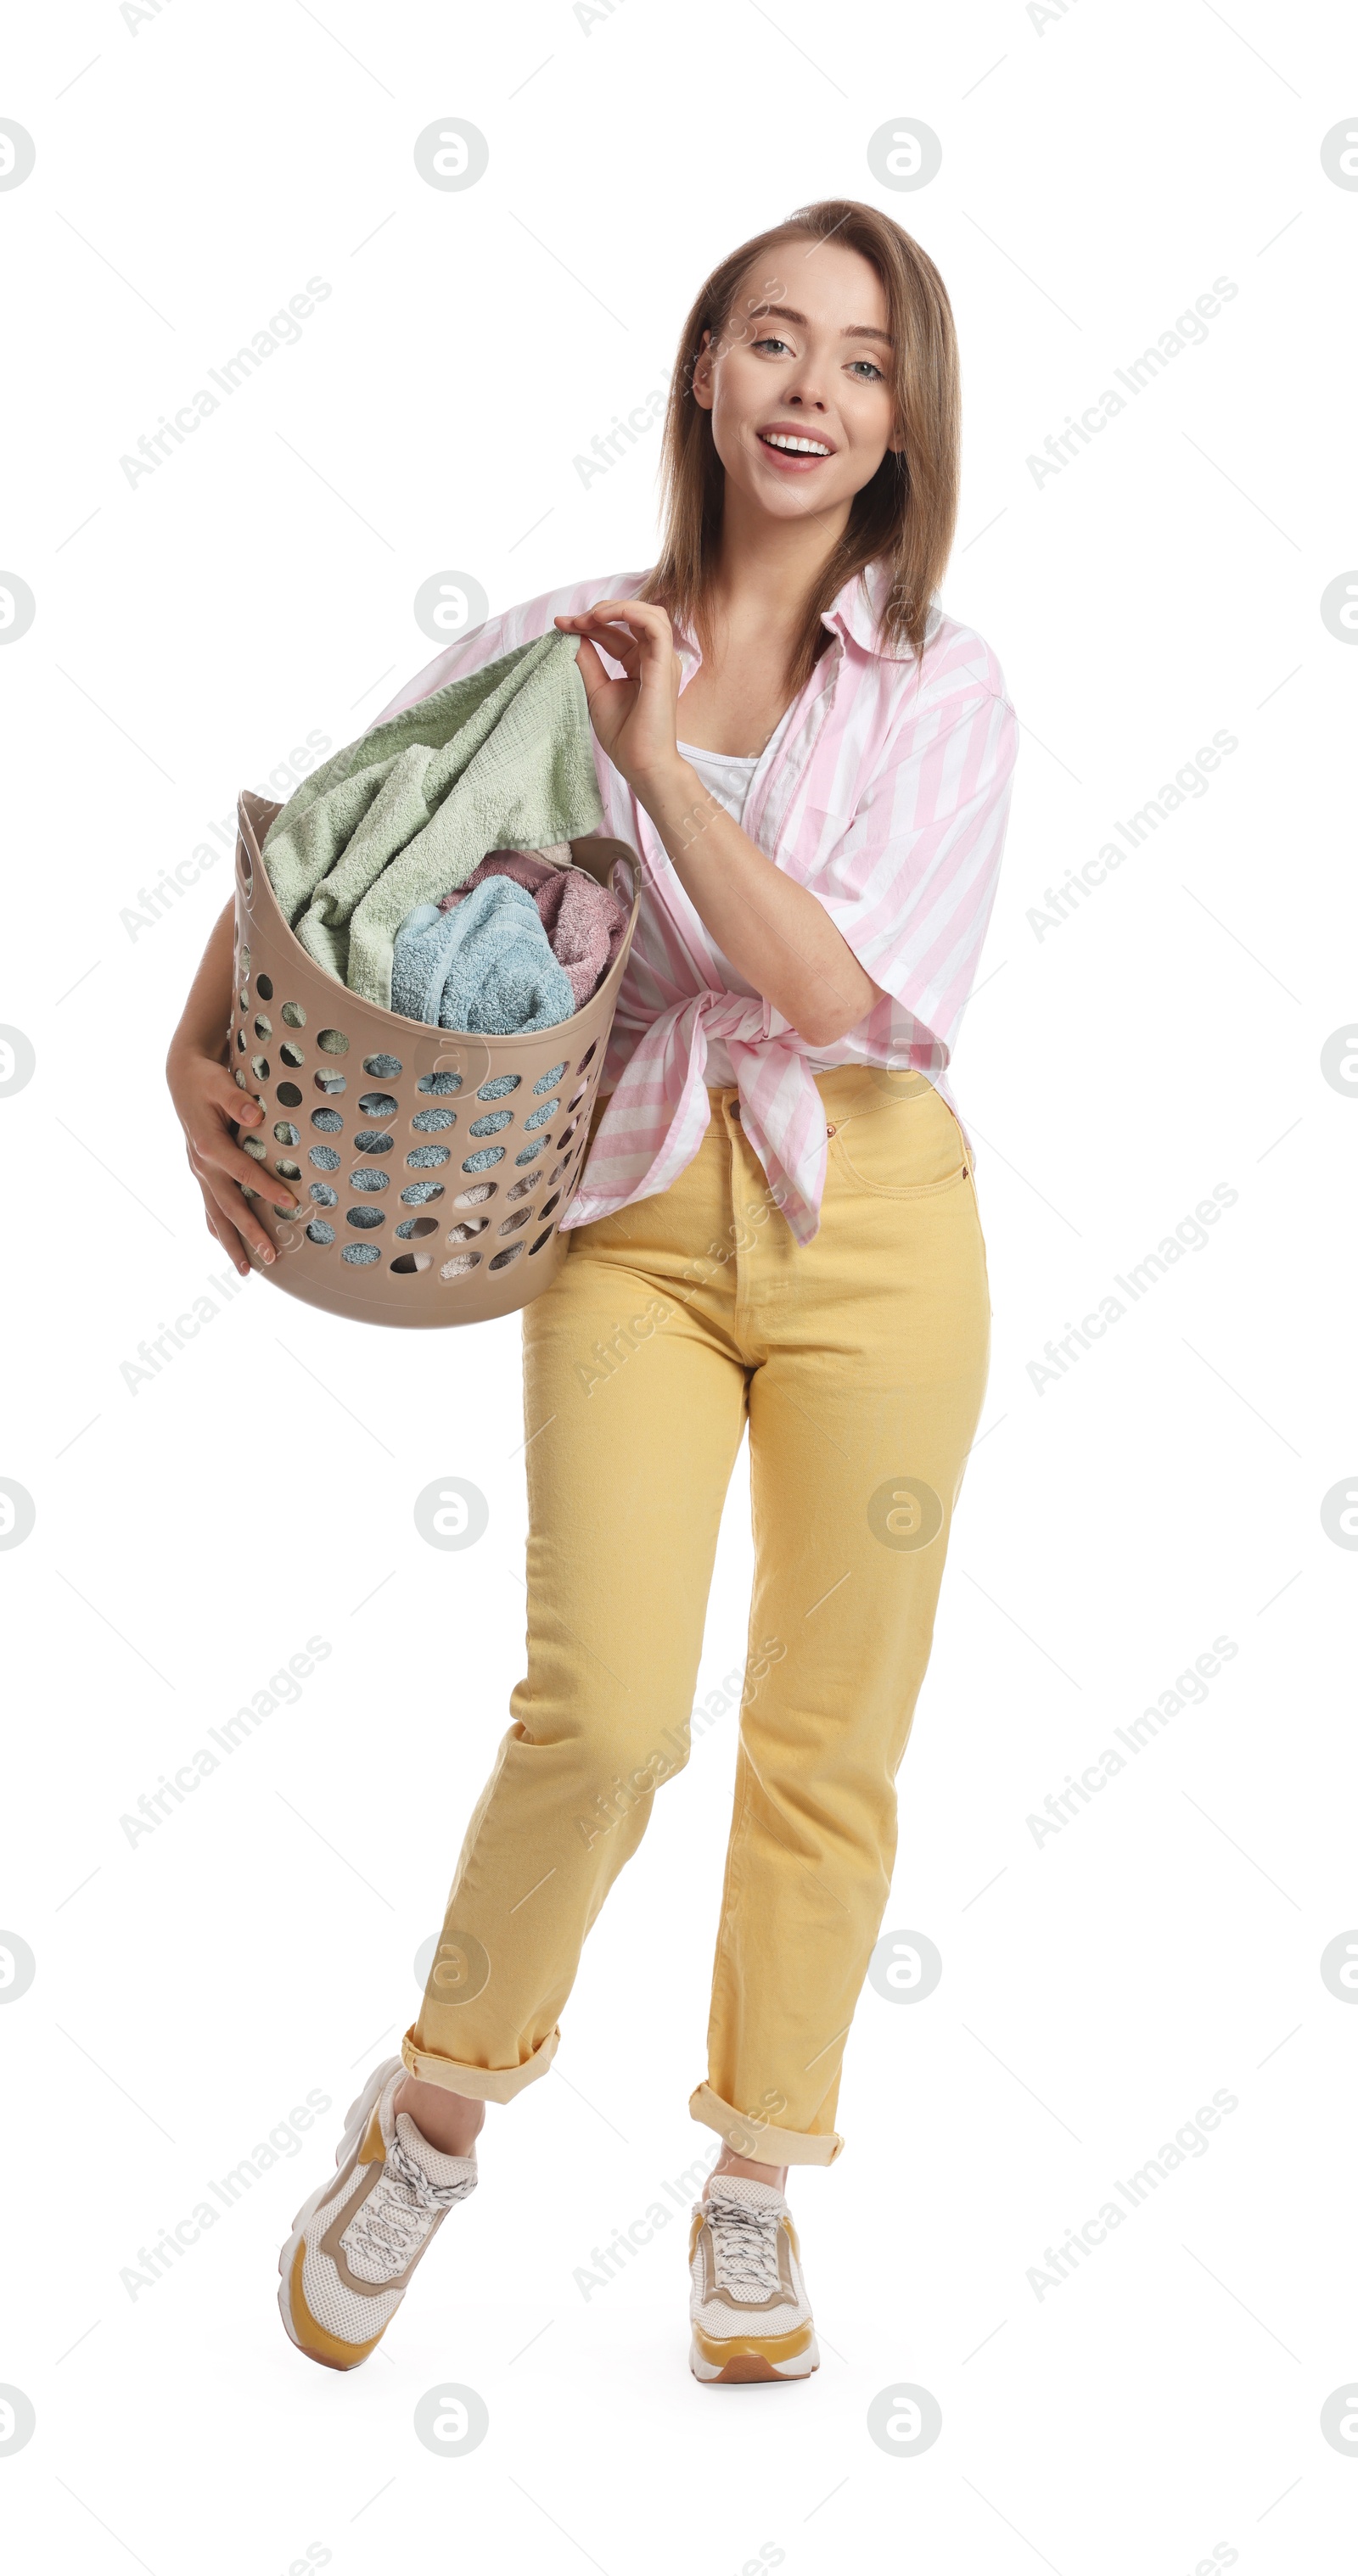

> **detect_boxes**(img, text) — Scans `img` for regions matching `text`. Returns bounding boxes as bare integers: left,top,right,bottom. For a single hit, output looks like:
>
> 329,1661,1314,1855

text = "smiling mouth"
758,431,833,460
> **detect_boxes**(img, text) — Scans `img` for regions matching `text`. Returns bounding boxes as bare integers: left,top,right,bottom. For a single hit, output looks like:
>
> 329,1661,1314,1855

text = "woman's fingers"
571,637,626,708
557,602,676,663
205,1168,284,1268
560,619,645,674
192,1125,298,1213
204,1201,253,1279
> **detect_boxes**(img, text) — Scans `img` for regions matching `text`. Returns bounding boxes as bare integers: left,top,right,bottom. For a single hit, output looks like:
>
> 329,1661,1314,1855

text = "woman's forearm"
167,896,237,1069
636,757,882,1049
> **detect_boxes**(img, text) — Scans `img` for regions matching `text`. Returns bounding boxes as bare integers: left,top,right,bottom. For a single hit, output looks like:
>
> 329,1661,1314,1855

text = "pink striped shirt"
377,563,1018,1245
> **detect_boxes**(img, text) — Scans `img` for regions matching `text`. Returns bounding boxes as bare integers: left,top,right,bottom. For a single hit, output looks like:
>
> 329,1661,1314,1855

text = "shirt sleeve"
806,648,1018,1067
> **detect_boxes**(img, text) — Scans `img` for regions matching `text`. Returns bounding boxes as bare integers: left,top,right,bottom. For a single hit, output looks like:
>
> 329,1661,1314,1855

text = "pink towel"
440,850,628,1011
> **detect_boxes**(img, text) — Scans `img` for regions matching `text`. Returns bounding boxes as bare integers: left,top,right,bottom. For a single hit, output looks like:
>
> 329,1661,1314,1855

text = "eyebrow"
750,302,894,348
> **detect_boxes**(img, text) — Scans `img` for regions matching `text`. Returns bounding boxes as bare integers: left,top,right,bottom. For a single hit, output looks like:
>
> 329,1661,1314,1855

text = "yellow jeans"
401,1065,991,2164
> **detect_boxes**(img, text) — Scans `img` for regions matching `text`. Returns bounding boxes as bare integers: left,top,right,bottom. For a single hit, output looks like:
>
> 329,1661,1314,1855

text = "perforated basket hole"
477,1072,520,1100
543,1156,566,1187
306,1218,335,1245
235,1029,247,1053
453,1182,497,1207
417,1069,463,1095
281,1000,306,1028
469,1110,513,1138
277,1088,303,1117
498,1209,530,1236
513,1138,547,1168
529,1227,554,1254
238,944,251,978
255,972,273,1000
412,1107,457,1134
390,1252,432,1274
537,1191,561,1221
346,1206,384,1230
446,1217,488,1242
353,1130,394,1156
242,1134,267,1162
314,1071,347,1096
566,1084,588,1113
357,1092,398,1122
557,1118,581,1151
505,1175,537,1204
273,1121,300,1147
407,1143,450,1169
488,1243,524,1273
462,1146,504,1173
250,1055,270,1082
280,1041,305,1069
395,1216,439,1240
318,1029,350,1056
274,1159,301,1181
534,1060,567,1094
523,1098,558,1131
311,1107,344,1133
440,1251,482,1279
575,1042,597,1073
254,1013,272,1041
309,1146,341,1173
310,1182,338,1207
348,1168,389,1195
234,1068,250,1090
401,1181,445,1206
363,1053,403,1078
341,1242,381,1266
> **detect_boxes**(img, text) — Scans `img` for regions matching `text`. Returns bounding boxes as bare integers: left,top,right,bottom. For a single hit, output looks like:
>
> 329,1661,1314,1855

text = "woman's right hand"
166,1047,298,1278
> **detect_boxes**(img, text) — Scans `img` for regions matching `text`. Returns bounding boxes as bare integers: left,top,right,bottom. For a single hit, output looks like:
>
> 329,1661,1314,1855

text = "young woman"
167,197,1018,2385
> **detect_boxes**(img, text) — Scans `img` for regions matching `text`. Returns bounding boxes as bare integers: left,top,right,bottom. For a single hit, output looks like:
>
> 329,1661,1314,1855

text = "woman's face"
692,239,902,526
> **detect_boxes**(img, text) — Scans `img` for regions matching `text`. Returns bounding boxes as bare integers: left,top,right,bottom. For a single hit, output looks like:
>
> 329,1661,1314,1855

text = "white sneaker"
688,2175,819,2383
278,2058,477,2371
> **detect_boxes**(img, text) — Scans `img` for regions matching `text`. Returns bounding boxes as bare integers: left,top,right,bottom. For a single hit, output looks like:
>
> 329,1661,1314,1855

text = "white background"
2,3,1355,2569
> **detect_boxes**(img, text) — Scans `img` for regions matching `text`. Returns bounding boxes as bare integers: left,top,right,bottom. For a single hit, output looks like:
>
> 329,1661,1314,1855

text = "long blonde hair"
639,198,960,694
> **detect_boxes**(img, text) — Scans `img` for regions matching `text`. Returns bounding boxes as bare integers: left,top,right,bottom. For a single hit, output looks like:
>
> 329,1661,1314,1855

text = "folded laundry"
391,877,576,1036
441,852,630,1011
260,630,601,1009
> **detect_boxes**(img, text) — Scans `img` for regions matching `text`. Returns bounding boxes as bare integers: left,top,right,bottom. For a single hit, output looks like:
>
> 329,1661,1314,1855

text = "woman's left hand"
554,600,682,792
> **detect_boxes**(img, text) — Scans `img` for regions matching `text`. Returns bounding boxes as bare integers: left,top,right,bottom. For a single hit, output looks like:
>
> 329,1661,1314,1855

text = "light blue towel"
391,879,575,1035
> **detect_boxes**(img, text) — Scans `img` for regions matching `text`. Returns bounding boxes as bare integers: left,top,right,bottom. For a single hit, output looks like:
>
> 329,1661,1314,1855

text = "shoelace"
704,2196,783,2298
344,2130,475,2276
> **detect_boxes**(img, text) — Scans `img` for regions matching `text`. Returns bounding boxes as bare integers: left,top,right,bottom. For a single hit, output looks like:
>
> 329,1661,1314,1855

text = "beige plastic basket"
229,789,640,1327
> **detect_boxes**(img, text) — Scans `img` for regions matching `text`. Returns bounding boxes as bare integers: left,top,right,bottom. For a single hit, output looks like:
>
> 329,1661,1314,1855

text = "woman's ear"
691,328,715,412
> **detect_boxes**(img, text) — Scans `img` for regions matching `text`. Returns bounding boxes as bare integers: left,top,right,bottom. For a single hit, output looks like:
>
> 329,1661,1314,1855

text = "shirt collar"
820,559,940,660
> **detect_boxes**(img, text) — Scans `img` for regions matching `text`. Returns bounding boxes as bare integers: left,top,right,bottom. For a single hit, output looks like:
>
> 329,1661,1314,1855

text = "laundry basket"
229,789,641,1327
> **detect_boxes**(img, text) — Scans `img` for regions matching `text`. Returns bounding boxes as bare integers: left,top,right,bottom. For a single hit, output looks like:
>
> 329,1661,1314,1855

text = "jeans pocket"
831,1079,970,1200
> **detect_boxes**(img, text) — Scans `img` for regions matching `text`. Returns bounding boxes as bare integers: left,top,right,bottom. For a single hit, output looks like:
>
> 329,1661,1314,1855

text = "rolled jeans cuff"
688,2082,845,2167
400,2021,560,2103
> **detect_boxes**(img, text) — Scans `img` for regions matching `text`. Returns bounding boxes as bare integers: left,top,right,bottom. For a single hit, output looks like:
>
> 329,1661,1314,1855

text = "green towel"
261,630,604,1009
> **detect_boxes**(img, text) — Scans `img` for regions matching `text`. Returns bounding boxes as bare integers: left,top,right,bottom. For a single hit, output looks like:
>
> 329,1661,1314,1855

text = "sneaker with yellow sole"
688,2175,819,2384
278,2058,477,2371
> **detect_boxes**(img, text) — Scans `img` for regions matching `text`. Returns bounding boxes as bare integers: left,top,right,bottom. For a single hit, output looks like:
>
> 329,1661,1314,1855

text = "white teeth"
761,432,831,456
